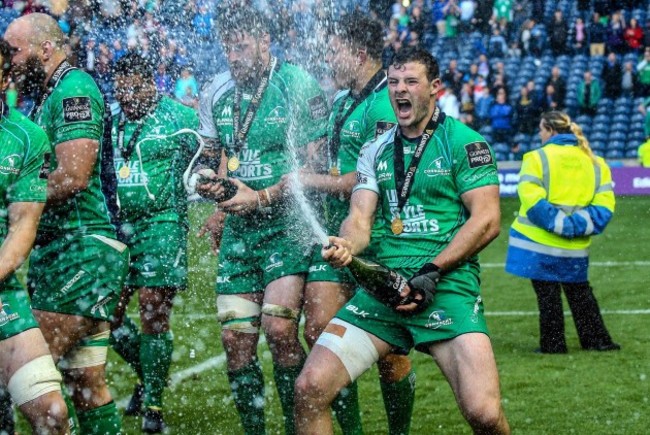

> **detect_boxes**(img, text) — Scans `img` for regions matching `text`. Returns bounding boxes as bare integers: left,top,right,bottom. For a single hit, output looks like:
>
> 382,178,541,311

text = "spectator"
577,71,602,116
541,84,562,112
572,17,587,54
514,85,542,135
432,0,448,37
463,62,479,83
602,52,623,99
443,0,460,39
488,27,508,58
80,37,97,73
474,78,494,127
459,81,476,126
505,111,620,354
193,3,213,39
174,66,198,106
621,61,638,96
624,18,644,55
589,12,607,57
549,10,568,56
593,0,611,17
636,47,650,97
112,39,127,62
438,81,460,118
441,59,464,97
607,11,626,54
154,63,174,95
458,0,475,33
490,61,509,92
477,53,490,78
519,18,534,56
489,87,513,144
493,0,513,24
545,66,567,107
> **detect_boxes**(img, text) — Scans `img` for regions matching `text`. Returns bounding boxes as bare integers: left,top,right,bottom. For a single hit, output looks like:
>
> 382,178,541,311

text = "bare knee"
221,329,259,370
294,365,331,409
21,392,69,434
262,315,297,348
462,398,508,434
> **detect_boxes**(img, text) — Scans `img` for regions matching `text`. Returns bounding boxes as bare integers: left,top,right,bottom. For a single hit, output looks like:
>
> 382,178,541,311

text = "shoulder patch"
39,152,51,179
465,141,493,168
62,97,92,123
374,121,396,139
308,95,327,119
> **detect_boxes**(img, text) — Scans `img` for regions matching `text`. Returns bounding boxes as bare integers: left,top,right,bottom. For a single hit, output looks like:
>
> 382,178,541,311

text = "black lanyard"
392,106,444,214
29,60,76,120
232,56,278,154
328,70,387,168
117,95,161,163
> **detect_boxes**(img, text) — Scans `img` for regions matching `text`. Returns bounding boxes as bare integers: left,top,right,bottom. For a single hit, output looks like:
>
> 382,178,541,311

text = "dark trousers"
532,280,615,352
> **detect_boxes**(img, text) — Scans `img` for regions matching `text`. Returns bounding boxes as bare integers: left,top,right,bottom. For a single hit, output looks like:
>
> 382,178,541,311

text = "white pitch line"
487,309,650,316
482,261,650,268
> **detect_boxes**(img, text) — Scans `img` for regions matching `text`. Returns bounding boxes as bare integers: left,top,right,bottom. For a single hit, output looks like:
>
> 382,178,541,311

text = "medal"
118,165,131,179
227,156,240,171
391,217,404,235
329,166,340,176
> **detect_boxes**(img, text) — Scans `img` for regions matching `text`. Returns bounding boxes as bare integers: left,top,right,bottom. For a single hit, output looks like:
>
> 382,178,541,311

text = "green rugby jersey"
113,96,199,224
0,105,49,241
31,65,114,238
354,113,498,268
198,62,328,195
324,80,396,235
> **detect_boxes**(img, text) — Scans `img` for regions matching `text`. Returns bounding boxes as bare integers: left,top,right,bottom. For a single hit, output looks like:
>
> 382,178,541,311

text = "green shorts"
335,266,489,352
305,246,355,284
0,286,39,341
216,217,311,294
28,233,129,322
119,220,188,289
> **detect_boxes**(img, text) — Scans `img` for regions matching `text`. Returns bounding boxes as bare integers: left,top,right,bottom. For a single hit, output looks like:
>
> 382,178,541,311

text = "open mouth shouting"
395,98,413,120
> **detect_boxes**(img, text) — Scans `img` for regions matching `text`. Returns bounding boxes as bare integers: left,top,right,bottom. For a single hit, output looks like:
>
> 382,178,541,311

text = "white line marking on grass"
487,309,650,316
482,261,650,268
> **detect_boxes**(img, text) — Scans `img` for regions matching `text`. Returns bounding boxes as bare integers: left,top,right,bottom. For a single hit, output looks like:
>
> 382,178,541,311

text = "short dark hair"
0,39,14,78
390,46,440,82
114,52,154,80
332,11,384,61
216,4,270,40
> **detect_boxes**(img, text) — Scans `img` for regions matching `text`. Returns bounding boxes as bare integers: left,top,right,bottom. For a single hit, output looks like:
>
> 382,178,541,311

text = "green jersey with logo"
198,62,327,225
113,96,199,224
354,114,498,269
325,81,396,235
31,67,114,238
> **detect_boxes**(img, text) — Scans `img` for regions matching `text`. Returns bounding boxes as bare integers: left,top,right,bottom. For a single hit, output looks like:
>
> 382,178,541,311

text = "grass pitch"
16,196,650,434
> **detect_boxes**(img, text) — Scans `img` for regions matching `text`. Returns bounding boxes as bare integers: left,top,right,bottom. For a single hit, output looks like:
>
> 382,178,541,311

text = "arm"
46,138,98,207
0,202,44,282
428,185,501,271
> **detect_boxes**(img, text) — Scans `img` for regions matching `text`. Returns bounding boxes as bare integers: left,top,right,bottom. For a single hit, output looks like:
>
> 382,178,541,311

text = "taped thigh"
59,330,110,370
8,355,62,406
316,318,379,381
261,303,300,321
217,295,261,333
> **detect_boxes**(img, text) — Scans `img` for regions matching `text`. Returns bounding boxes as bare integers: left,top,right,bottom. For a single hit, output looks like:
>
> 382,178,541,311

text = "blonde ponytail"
570,122,597,162
541,111,597,162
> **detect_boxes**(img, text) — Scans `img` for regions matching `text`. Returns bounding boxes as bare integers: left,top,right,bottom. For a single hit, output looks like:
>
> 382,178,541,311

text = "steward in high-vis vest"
505,111,620,354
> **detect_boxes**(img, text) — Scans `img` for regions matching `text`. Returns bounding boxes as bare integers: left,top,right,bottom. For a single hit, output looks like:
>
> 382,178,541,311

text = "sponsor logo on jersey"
425,310,453,329
345,305,369,318
60,270,86,294
114,158,146,186
265,252,284,272
424,156,451,177
309,264,328,273
386,192,440,234
374,121,396,139
0,297,20,326
39,152,51,179
264,106,287,125
377,160,388,171
308,95,327,119
217,105,233,126
465,141,493,168
90,295,113,318
376,159,392,182
217,276,231,284
142,262,157,277
356,172,368,185
62,97,92,123
342,120,361,139
0,153,21,175
230,149,273,180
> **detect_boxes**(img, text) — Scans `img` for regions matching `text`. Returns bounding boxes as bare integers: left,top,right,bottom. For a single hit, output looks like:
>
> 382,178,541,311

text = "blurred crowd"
2,0,650,161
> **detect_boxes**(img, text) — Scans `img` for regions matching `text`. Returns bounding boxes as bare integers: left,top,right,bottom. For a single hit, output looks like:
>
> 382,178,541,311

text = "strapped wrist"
415,262,442,277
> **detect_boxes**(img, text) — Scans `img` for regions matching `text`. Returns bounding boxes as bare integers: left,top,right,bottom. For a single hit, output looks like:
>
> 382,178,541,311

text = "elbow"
487,220,501,242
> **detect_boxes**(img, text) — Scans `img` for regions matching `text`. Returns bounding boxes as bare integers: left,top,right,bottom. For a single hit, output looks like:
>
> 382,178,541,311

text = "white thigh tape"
8,355,62,406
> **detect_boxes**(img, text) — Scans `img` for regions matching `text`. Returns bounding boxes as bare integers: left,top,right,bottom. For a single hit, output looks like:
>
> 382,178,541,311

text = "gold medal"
391,217,404,235
329,166,340,176
118,165,130,179
227,156,240,171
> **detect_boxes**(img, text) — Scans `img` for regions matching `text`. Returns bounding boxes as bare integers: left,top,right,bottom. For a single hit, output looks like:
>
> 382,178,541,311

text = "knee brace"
59,330,110,370
316,318,379,381
261,303,300,321
217,295,261,334
8,355,62,406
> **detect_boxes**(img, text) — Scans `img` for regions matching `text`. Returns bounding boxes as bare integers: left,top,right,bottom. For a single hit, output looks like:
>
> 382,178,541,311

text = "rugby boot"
142,407,166,433
124,383,144,416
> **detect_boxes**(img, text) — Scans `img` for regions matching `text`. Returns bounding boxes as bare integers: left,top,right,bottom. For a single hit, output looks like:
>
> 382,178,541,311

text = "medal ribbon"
231,56,279,159
328,70,387,171
117,94,162,163
29,60,76,120
392,106,445,217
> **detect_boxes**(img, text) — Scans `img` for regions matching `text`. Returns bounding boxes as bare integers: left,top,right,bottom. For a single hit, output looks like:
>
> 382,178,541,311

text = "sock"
77,401,122,435
273,361,305,435
332,381,363,435
227,360,266,435
110,315,143,379
62,384,80,435
381,370,416,435
140,331,173,408
0,388,14,435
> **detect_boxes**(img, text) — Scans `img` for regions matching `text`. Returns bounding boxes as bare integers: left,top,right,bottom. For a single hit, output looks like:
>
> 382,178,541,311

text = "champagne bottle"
198,176,238,202
346,256,432,313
